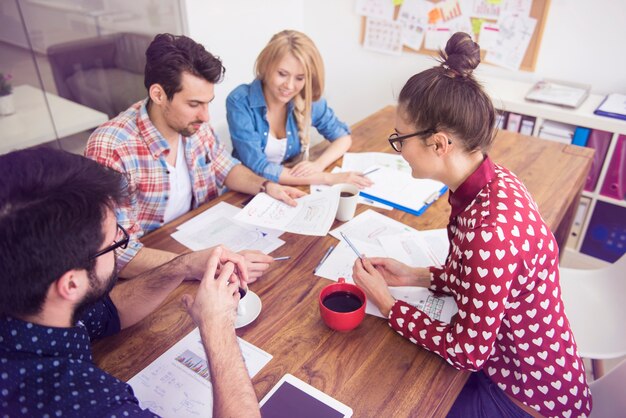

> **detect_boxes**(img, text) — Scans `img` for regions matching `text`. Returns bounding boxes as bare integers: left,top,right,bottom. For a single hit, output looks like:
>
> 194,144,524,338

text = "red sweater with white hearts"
389,157,591,418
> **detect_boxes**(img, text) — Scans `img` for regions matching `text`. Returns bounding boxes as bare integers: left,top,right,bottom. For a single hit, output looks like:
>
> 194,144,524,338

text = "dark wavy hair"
0,148,126,318
144,33,225,100
399,32,496,153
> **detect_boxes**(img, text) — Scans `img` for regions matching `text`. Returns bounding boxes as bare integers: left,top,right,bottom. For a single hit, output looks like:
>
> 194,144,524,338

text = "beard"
72,260,119,324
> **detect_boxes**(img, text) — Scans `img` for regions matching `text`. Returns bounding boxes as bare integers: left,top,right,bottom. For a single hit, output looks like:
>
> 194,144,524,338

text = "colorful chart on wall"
357,0,551,71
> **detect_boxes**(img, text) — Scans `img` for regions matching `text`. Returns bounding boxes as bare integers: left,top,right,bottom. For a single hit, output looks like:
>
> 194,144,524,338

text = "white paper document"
317,211,449,282
378,229,449,268
171,202,285,253
234,188,340,236
397,0,430,50
485,14,537,70
128,328,272,418
363,17,404,56
366,286,458,323
355,0,395,21
329,210,415,243
342,152,412,174
315,238,389,283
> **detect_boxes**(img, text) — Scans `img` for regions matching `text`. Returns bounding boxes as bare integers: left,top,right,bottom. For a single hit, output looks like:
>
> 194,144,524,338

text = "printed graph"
175,349,211,382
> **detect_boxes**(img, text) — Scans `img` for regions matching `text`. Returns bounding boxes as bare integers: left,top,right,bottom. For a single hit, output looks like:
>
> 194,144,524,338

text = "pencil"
314,245,334,273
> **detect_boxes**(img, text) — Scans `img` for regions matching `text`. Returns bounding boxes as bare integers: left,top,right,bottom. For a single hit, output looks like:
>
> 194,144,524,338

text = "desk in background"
0,84,108,155
92,106,593,417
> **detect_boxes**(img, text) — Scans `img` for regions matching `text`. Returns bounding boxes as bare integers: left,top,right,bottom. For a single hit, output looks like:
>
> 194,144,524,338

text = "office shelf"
480,76,626,262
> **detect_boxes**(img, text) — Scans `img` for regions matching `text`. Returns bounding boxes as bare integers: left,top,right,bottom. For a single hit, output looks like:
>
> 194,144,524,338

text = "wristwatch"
259,180,270,193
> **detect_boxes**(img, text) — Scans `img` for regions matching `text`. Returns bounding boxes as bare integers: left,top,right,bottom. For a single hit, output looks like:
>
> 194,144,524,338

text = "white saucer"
235,290,262,329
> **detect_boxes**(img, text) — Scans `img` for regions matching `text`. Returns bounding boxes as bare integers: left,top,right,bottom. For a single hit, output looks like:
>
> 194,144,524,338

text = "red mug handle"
338,277,346,284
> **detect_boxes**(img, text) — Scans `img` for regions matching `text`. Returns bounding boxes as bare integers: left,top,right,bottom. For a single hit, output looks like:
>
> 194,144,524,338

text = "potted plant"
0,72,15,116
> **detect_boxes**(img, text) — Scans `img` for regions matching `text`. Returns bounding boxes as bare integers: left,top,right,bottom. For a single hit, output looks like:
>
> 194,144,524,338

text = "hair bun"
439,32,480,78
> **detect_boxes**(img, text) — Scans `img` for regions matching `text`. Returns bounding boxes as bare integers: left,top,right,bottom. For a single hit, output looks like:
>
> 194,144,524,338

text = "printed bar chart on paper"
128,328,272,418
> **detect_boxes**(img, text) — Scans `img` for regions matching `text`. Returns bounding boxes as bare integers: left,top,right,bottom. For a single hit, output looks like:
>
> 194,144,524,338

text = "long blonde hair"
255,30,325,161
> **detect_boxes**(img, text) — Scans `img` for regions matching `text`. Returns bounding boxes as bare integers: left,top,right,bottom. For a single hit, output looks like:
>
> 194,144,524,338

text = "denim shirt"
226,78,350,182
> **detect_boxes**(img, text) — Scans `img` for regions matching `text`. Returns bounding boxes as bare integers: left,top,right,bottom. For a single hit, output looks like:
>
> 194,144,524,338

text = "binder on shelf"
584,130,612,192
538,120,575,144
506,113,522,132
525,79,590,109
496,111,508,130
519,115,536,136
572,127,591,147
594,93,626,120
581,201,626,263
600,135,626,200
566,196,591,249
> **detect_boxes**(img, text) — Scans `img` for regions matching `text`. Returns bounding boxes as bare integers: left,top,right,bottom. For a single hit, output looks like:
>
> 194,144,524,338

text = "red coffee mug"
319,278,367,332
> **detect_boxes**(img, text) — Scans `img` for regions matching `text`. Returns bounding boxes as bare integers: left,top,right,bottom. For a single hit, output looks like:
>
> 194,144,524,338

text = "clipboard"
359,166,447,216
594,93,626,121
360,185,448,216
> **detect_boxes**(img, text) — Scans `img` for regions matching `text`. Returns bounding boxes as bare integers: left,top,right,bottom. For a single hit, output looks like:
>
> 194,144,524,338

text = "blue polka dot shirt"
0,296,159,417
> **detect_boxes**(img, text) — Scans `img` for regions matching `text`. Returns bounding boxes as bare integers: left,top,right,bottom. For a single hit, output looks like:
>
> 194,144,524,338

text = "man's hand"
239,250,273,283
182,245,249,285
182,247,241,328
265,182,306,207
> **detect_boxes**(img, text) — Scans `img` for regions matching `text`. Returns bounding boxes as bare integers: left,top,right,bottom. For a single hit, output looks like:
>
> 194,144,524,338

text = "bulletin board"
359,0,551,72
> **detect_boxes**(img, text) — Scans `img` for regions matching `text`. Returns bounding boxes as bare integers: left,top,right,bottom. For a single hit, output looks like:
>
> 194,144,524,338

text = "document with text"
128,328,272,418
234,188,340,236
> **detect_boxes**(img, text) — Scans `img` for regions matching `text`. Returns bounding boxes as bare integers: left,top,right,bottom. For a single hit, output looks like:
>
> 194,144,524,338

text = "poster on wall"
356,0,544,71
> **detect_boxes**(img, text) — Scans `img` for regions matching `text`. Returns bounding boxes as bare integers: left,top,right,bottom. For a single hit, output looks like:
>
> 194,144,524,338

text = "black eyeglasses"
90,224,129,260
388,128,437,152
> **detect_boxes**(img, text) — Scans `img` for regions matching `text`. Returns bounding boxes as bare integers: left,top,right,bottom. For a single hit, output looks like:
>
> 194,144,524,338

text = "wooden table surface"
92,106,593,417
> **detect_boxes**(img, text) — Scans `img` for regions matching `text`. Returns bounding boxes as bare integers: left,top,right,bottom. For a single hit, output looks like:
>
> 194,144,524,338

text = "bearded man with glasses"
0,148,260,417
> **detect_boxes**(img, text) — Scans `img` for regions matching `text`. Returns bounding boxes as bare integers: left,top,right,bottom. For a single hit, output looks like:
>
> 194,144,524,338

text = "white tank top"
163,137,192,224
264,132,288,164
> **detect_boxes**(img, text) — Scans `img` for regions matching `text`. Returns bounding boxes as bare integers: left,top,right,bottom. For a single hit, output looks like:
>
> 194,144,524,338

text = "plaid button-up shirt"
85,99,239,269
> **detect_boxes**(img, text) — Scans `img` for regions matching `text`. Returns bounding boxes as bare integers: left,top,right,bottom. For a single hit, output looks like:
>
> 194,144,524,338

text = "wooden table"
92,106,593,417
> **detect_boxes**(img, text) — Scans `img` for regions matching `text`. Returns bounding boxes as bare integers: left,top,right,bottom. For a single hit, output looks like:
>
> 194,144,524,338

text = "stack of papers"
525,79,590,109
171,202,285,253
538,120,576,144
314,210,457,323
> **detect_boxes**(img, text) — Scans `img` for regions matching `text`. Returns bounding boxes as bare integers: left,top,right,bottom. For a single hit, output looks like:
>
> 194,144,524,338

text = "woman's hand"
328,171,373,189
290,160,324,177
360,257,428,287
352,257,396,317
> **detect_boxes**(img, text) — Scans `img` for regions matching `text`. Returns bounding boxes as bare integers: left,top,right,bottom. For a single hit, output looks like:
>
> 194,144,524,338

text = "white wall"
184,0,304,149
184,0,626,136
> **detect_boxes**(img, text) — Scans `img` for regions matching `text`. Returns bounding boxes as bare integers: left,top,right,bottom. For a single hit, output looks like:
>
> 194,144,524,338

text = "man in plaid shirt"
86,34,304,279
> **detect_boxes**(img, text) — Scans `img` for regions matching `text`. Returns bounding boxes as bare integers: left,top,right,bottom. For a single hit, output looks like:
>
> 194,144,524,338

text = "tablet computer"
259,374,353,418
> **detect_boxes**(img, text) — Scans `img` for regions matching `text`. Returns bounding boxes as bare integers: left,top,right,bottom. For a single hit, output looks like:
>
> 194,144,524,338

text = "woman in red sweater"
352,32,591,418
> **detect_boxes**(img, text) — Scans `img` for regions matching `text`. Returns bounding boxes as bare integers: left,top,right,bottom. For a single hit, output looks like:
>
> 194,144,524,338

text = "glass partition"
0,0,185,156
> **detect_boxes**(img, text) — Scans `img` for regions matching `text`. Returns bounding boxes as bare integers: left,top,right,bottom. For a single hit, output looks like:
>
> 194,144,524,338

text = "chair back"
588,359,626,418
560,254,626,359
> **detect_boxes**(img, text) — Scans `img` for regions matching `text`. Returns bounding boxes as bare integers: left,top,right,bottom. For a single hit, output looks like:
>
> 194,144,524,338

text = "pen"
273,256,291,261
314,245,334,273
340,232,364,260
363,167,380,176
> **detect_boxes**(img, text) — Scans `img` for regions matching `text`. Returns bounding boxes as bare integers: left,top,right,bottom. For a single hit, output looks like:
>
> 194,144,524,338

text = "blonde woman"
227,30,372,188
